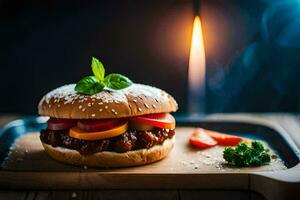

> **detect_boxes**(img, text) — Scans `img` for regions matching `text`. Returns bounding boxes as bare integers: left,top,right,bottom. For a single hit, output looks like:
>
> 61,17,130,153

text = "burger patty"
40,128,175,155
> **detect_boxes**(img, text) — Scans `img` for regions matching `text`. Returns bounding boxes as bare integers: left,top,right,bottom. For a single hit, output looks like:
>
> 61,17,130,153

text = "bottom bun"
42,137,175,167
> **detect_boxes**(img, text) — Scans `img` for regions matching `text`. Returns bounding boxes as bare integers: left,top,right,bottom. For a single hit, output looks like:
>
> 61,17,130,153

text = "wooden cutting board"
2,127,286,173
1,114,299,200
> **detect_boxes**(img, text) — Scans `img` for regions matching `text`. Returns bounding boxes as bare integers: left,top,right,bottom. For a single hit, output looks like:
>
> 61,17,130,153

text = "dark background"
1,0,300,115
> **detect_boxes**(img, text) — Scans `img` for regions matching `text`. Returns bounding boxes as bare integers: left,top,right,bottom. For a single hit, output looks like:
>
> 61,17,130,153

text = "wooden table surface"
0,113,299,200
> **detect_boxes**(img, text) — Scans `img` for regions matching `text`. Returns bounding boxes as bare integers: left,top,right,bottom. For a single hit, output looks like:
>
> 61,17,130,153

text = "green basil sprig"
104,73,133,90
75,57,132,95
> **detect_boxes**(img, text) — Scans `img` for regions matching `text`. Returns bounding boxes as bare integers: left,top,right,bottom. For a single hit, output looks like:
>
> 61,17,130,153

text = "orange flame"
188,16,206,113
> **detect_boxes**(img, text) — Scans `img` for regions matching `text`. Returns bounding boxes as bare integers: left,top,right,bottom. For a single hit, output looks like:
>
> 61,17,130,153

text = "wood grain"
0,190,268,200
0,114,299,200
0,126,287,194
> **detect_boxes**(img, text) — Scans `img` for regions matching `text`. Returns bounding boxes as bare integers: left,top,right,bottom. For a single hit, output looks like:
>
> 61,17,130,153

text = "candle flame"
188,16,206,113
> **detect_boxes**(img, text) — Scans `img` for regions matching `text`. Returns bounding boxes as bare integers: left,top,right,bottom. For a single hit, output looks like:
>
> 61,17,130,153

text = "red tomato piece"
77,119,122,132
130,113,176,130
189,128,217,149
204,128,243,146
47,118,77,130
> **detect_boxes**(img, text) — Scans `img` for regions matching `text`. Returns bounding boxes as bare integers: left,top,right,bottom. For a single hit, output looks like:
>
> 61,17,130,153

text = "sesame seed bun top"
38,83,178,119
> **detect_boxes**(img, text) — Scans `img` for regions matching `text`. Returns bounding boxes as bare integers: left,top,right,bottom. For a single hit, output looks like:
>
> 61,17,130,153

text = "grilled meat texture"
40,128,174,155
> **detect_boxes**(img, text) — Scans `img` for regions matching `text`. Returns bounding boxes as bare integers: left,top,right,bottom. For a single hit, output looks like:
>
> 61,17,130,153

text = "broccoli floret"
259,152,271,164
223,141,271,167
235,142,248,153
252,141,264,152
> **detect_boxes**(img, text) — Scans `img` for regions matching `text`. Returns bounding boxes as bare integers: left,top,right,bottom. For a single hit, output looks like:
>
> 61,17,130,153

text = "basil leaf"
75,76,105,95
91,57,105,81
104,73,133,90
75,57,134,95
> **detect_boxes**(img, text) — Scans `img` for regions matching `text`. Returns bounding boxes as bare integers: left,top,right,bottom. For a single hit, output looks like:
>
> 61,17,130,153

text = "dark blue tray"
1,115,300,199
1,116,299,168
0,116,47,165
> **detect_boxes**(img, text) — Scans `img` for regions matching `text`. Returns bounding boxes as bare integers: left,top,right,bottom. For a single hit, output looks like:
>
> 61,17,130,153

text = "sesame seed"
92,99,95,101
105,106,108,109
114,112,118,115
82,108,86,112
99,109,103,112
98,102,103,105
57,104,61,107
88,103,92,107
111,109,115,112
138,108,142,112
48,104,51,108
133,99,137,103
152,104,156,108
79,105,82,109
144,103,149,108
91,114,96,117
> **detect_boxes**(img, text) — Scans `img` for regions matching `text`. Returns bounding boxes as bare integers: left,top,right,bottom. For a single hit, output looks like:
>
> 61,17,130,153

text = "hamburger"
38,57,177,167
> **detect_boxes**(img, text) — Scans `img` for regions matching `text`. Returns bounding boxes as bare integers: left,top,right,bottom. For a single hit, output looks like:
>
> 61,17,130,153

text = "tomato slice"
129,121,154,131
204,129,243,146
47,118,77,130
130,113,176,130
78,119,122,132
189,128,217,149
69,122,128,140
